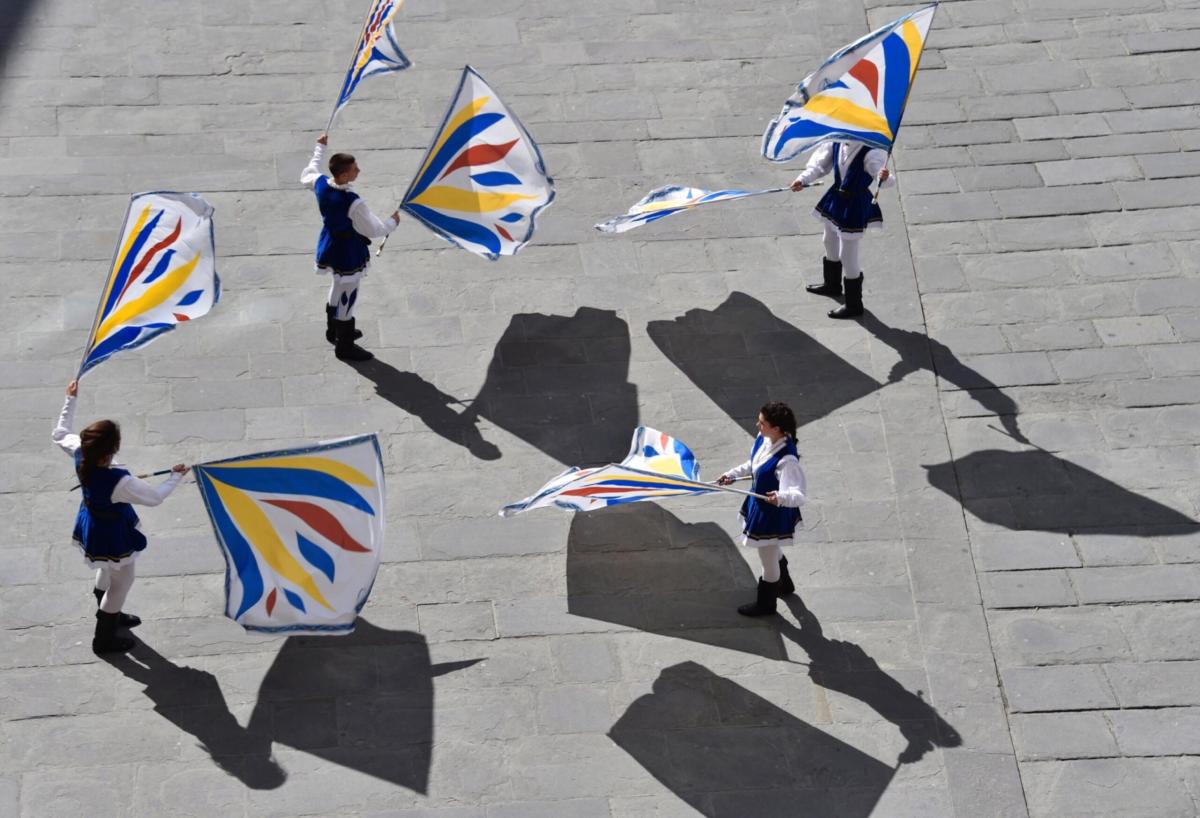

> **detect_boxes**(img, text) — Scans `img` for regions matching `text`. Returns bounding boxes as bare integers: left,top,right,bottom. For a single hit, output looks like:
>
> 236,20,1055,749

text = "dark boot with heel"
777,555,795,597
806,258,843,298
92,610,135,654
93,588,140,628
829,275,864,319
334,317,373,361
326,304,361,344
737,578,780,617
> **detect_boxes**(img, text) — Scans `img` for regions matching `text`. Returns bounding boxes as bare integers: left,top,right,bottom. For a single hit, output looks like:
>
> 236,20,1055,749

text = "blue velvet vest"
73,449,147,561
814,142,884,233
314,176,370,272
739,435,802,541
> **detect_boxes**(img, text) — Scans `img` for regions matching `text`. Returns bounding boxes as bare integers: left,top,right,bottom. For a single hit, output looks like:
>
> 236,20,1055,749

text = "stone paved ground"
2,0,1199,815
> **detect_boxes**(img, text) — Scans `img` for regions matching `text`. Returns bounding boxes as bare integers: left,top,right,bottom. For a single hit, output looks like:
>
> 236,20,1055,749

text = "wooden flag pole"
70,468,183,492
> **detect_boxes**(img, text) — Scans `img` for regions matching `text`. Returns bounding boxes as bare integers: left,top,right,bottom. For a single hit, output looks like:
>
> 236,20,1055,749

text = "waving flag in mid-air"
329,0,411,127
194,435,386,635
501,427,745,517
596,184,804,234
400,65,555,260
79,191,218,379
762,3,938,162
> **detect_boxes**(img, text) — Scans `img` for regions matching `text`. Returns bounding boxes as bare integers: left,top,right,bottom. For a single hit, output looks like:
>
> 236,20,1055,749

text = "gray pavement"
2,0,1199,815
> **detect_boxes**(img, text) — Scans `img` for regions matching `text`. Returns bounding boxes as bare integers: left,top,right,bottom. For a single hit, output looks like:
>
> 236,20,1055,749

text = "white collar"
754,435,788,463
328,177,353,191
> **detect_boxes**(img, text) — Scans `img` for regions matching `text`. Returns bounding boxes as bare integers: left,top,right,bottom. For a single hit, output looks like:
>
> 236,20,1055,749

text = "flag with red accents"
762,3,937,162
194,435,386,635
79,191,218,378
500,427,717,517
401,65,555,260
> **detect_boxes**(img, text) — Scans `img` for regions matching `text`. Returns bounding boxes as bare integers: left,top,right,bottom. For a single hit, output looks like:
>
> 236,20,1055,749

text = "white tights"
94,562,136,613
327,270,364,320
757,544,783,583
823,224,863,280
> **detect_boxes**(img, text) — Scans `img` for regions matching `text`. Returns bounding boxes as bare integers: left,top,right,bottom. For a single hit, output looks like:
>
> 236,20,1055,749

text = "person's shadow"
566,503,788,660
348,358,502,460
464,307,640,464
860,312,1029,445
105,621,480,792
647,292,881,433
776,596,962,766
609,661,898,817
101,641,288,789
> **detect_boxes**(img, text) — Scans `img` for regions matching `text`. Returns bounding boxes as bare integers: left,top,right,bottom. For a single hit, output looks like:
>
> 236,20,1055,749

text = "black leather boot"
92,610,135,654
829,275,864,319
777,555,795,597
326,304,361,344
93,588,140,628
334,317,373,361
806,258,843,297
737,578,780,617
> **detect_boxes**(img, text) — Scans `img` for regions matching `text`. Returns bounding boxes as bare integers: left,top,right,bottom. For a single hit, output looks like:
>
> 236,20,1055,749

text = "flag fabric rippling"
500,427,716,517
194,435,386,635
401,65,554,260
762,3,937,162
595,185,789,234
79,191,218,379
331,0,411,124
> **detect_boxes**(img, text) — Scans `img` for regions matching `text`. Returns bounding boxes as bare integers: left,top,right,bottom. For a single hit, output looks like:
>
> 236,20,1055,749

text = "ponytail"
77,420,120,484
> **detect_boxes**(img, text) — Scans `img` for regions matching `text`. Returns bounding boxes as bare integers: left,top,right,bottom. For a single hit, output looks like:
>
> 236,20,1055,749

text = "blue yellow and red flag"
762,3,938,162
194,435,386,635
596,184,794,234
79,191,218,379
329,0,411,127
501,427,724,517
401,66,555,260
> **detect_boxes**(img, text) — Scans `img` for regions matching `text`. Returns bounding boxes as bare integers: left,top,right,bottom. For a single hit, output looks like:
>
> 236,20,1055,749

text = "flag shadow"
348,357,502,460
609,661,897,817
464,307,639,464
925,448,1197,536
647,292,881,434
0,0,39,89
566,503,788,660
106,621,480,793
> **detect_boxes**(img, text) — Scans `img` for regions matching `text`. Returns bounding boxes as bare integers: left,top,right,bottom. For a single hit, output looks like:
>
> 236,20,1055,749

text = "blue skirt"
815,187,882,234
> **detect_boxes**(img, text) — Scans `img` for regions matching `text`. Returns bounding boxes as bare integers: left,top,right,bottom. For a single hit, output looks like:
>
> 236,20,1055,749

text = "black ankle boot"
829,275,864,319
806,258,843,297
92,610,135,654
334,318,373,361
326,305,361,344
737,578,780,617
777,556,795,597
93,588,140,628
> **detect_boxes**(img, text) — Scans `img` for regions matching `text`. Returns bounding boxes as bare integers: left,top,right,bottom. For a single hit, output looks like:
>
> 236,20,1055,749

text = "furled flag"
762,3,938,162
596,184,792,234
500,427,720,517
79,191,218,379
194,435,386,635
401,65,555,260
329,0,412,126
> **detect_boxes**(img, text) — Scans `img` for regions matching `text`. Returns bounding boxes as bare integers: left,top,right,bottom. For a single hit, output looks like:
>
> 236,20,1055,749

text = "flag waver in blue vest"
300,134,400,361
764,4,938,319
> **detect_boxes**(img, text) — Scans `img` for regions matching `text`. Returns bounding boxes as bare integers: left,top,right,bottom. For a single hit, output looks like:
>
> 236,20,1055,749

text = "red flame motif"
263,499,371,552
439,139,519,180
119,217,182,302
848,60,880,106
266,588,277,616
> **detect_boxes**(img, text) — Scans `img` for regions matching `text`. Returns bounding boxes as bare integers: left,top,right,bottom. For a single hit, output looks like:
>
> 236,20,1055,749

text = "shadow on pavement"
107,621,480,792
777,596,961,766
647,292,881,434
925,448,1197,535
860,312,1029,444
609,661,897,817
566,503,787,660
465,307,639,464
349,357,502,460
0,0,39,82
